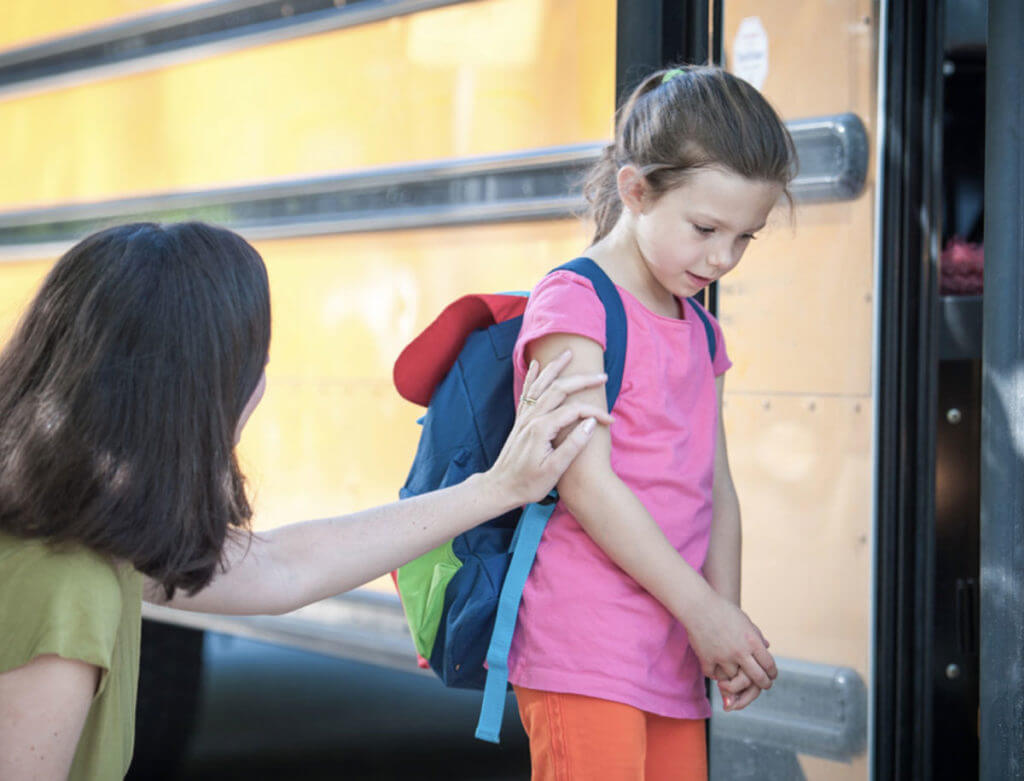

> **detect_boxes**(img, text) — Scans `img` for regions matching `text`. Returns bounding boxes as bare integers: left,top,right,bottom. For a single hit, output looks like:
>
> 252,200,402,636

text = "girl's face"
629,166,782,300
234,370,266,445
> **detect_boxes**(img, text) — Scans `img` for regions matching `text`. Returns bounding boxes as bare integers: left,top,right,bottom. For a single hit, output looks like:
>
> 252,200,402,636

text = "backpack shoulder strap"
686,296,718,363
550,257,627,410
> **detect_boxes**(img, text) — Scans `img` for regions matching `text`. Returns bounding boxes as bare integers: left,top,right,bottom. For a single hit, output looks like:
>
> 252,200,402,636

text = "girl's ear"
616,165,649,215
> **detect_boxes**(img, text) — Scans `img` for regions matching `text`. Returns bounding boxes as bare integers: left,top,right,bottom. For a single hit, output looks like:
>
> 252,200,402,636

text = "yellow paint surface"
0,0,202,52
0,259,53,339
719,2,877,778
0,0,615,210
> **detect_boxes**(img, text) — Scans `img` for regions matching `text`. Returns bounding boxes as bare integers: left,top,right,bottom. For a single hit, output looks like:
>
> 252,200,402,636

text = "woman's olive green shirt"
0,531,142,780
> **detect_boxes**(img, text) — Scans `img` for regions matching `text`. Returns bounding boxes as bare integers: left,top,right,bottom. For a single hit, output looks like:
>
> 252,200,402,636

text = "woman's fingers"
543,416,598,476
539,402,612,438
521,350,573,404
521,359,541,399
532,372,608,415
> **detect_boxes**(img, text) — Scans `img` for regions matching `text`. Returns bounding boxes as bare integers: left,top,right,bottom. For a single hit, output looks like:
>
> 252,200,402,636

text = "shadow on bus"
132,625,530,781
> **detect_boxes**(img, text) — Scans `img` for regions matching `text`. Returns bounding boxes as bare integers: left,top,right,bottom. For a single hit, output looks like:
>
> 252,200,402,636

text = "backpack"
391,257,717,742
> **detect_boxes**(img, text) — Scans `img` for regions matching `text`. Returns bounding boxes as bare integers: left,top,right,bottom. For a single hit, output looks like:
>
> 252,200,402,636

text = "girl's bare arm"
703,375,741,605
703,374,767,710
146,353,611,614
526,333,776,691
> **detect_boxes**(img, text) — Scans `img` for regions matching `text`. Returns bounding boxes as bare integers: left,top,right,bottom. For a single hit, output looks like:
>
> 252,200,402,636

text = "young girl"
0,221,612,781
508,65,796,779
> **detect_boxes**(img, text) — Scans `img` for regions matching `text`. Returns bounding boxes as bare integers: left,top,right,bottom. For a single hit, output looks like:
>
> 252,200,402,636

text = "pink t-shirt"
508,270,731,719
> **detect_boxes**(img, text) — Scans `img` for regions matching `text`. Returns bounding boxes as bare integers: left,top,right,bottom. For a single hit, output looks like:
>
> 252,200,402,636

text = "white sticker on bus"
733,16,769,90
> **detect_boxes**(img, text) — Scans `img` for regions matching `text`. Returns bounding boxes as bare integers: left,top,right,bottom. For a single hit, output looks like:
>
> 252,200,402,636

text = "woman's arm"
146,351,611,614
526,333,777,691
0,655,98,780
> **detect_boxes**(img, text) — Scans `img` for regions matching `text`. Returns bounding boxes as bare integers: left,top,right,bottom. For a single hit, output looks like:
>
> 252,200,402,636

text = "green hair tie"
661,68,684,84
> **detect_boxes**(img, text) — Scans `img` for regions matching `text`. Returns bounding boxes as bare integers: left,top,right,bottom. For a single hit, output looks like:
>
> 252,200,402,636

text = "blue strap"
687,297,717,362
475,497,557,742
552,258,627,410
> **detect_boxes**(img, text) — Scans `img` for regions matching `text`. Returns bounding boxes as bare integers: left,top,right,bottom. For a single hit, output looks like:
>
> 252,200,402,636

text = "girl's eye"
740,233,758,242
693,224,715,235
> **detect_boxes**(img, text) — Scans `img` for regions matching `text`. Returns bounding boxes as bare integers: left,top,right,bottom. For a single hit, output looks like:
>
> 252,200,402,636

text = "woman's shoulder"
0,532,128,675
0,532,124,616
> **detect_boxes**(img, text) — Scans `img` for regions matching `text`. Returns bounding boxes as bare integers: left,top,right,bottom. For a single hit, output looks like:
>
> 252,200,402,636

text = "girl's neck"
583,220,681,319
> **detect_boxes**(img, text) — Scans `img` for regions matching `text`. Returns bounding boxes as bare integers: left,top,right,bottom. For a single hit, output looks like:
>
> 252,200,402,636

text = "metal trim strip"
0,117,871,256
142,590,427,672
0,0,470,99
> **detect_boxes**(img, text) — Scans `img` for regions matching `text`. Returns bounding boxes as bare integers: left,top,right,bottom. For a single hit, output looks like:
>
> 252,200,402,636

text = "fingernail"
529,360,538,371
582,417,596,434
561,349,572,358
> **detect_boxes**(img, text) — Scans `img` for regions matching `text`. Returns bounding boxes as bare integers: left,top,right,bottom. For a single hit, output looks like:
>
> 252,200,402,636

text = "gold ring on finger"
523,396,538,406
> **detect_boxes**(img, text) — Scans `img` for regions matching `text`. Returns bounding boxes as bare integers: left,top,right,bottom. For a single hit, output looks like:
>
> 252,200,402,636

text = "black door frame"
614,0,722,314
875,0,946,778
979,0,1024,777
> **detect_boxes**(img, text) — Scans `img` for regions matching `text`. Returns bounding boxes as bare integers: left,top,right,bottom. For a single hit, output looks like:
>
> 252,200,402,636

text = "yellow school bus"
2,1,1018,779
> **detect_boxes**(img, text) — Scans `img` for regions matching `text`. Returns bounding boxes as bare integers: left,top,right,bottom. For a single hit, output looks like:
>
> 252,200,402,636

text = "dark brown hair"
584,65,797,243
0,222,271,597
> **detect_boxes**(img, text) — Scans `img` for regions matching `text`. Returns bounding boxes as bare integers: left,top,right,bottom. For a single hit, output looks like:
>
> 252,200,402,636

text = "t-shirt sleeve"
513,271,607,396
0,542,122,698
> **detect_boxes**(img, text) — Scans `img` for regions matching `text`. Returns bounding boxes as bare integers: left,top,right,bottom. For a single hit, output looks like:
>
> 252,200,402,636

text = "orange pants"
514,685,708,781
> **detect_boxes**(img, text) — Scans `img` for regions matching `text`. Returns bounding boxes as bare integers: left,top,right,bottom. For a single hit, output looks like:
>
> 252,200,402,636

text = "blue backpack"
392,257,716,742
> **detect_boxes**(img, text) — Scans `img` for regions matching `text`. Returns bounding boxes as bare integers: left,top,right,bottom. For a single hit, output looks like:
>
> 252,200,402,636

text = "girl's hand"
715,669,763,712
687,592,777,692
488,349,612,506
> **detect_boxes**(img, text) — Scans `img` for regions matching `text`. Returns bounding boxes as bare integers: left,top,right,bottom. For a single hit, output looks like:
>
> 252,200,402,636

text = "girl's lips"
686,271,713,286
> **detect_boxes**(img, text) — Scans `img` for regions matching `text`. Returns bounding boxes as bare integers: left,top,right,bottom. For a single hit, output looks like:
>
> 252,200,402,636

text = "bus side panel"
0,0,614,209
0,0,194,52
0,260,53,336
717,2,877,779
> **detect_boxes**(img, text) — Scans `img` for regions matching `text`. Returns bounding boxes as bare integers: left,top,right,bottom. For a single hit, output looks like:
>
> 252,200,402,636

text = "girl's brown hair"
0,222,271,597
584,65,797,243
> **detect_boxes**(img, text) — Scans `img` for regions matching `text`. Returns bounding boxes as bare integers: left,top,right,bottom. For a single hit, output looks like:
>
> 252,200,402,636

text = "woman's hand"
487,349,612,506
686,591,777,696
